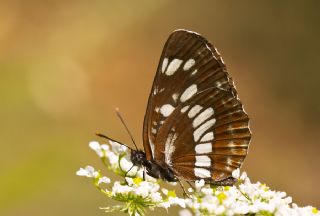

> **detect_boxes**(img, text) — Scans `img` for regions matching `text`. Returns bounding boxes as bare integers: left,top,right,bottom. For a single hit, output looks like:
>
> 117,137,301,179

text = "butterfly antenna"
95,132,135,151
115,107,138,150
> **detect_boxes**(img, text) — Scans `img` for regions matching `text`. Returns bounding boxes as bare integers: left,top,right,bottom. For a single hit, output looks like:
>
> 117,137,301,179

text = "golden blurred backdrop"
1,1,319,215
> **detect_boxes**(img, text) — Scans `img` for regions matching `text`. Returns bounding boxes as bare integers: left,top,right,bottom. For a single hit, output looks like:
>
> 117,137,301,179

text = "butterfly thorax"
131,150,177,182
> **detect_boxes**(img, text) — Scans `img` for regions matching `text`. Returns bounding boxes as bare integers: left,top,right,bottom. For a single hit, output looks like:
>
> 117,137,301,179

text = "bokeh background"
1,1,319,215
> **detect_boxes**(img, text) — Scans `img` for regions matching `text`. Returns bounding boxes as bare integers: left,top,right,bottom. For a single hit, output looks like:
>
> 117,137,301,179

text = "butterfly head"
131,149,147,167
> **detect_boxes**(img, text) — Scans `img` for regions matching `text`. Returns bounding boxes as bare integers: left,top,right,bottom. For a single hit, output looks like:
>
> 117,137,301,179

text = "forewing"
143,29,236,160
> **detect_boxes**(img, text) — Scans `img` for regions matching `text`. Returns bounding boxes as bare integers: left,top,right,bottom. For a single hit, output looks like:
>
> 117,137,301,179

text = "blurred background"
1,1,319,215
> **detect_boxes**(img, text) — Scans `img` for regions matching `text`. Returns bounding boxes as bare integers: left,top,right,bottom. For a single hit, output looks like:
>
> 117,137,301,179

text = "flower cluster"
77,141,319,216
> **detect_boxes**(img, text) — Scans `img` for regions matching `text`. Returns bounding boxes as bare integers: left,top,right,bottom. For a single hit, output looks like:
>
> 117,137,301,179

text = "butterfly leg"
143,167,146,181
124,165,134,185
186,180,195,191
177,178,190,198
124,165,134,177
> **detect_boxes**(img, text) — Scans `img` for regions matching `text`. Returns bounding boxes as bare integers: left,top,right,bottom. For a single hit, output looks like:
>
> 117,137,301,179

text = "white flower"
112,181,133,195
168,197,186,208
109,140,128,153
233,202,250,214
105,151,119,166
89,141,108,157
143,172,157,182
135,185,150,198
101,144,109,151
76,166,99,178
201,187,213,195
161,188,168,195
89,141,100,149
150,192,162,203
232,168,240,179
159,201,170,209
187,187,193,193
98,176,111,185
125,177,135,186
136,169,144,179
214,205,225,215
120,157,139,175
78,141,320,216
179,209,192,216
240,171,248,181
144,181,160,193
194,179,205,191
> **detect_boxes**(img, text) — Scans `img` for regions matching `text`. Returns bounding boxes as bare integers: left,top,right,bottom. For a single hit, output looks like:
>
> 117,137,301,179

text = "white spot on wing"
151,128,157,134
194,168,211,178
229,140,235,145
172,93,178,102
195,155,211,167
160,104,175,117
183,59,195,71
193,118,216,142
191,69,198,76
226,157,232,165
155,107,160,113
153,86,158,95
193,107,214,128
165,133,177,165
216,81,222,88
188,105,203,118
165,59,183,76
200,132,214,142
162,58,168,73
181,105,190,113
195,143,212,154
149,137,155,158
180,84,198,102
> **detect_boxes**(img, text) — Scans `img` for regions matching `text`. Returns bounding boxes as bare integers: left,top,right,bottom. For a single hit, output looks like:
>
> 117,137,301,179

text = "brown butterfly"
99,29,251,187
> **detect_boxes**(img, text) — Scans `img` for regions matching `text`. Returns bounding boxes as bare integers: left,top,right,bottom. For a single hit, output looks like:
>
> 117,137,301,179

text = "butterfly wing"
143,29,232,159
143,29,251,181
154,87,250,181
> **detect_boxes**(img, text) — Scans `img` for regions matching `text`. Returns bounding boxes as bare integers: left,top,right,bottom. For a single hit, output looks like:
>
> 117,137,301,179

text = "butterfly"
99,29,251,186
